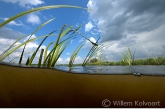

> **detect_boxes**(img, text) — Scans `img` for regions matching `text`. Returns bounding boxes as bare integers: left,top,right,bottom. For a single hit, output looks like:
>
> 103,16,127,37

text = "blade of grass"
0,34,26,58
69,42,84,67
120,47,135,65
19,18,55,64
28,30,56,66
43,24,95,67
68,25,98,46
42,35,76,67
97,53,103,65
50,25,73,66
38,48,44,68
0,34,55,61
51,40,71,67
25,57,30,65
82,37,100,66
0,5,94,28
44,42,53,62
49,24,67,63
132,48,136,65
9,51,34,63
82,40,113,66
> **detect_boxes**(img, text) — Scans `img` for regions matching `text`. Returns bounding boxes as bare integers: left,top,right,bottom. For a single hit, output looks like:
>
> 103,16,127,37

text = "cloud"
0,36,46,64
70,40,74,44
27,13,41,25
66,53,70,55
1,18,25,26
79,38,84,42
56,56,84,64
87,0,165,42
101,24,165,61
74,56,83,64
85,21,94,32
91,31,98,35
0,27,24,39
84,37,96,48
56,57,63,64
0,27,46,64
23,34,37,42
86,0,165,61
0,37,16,48
1,0,44,7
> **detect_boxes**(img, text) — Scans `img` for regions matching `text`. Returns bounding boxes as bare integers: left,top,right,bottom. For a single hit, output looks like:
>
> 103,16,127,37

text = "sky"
0,0,165,64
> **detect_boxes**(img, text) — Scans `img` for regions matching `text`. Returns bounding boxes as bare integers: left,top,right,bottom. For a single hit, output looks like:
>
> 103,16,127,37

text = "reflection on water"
54,65,165,76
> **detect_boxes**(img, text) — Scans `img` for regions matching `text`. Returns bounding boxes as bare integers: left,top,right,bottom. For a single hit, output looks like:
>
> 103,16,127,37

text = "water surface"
0,61,165,76
55,65,165,76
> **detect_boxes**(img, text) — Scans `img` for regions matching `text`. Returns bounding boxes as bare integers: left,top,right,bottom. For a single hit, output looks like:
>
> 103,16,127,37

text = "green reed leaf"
0,34,26,58
0,5,94,28
38,48,44,67
19,18,55,64
0,34,55,61
44,42,53,62
69,42,84,67
28,30,56,66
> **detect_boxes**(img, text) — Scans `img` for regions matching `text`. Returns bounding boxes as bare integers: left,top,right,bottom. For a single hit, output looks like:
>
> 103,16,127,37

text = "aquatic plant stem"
19,18,55,64
38,49,44,68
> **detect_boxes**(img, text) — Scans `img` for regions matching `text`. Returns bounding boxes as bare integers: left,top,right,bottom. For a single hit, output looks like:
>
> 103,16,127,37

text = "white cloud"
75,23,79,27
85,21,94,32
0,27,24,39
66,57,70,62
101,24,165,61
0,32,46,64
0,37,15,47
89,37,96,43
87,0,97,15
70,40,74,44
86,0,165,61
84,37,96,48
74,56,83,64
56,57,68,64
27,13,40,25
56,57,63,64
2,18,25,26
1,0,44,7
87,0,165,42
24,34,37,42
56,56,84,64
91,31,98,35
66,53,70,55
79,38,84,42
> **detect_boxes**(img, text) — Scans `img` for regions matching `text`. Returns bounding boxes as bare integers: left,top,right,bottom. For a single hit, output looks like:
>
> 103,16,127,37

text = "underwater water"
54,65,165,76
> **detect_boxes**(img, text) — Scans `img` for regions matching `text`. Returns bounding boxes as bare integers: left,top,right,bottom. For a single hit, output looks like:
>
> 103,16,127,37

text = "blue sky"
0,0,165,64
0,0,99,64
